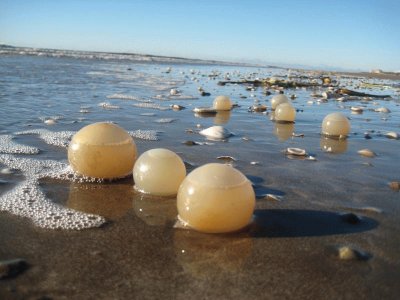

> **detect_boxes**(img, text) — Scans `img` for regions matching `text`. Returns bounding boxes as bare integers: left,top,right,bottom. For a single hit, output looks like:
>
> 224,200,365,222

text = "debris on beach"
374,107,391,113
44,119,57,125
389,181,400,191
385,132,399,139
183,140,199,146
358,149,376,158
337,246,370,261
199,126,233,140
171,104,185,110
285,147,307,156
216,155,237,162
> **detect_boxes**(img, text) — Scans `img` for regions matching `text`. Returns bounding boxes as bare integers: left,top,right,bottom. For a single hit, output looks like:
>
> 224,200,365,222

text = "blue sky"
1,0,399,71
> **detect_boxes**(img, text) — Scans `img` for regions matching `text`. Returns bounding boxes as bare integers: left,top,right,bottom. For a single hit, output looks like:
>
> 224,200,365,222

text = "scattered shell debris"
358,149,376,158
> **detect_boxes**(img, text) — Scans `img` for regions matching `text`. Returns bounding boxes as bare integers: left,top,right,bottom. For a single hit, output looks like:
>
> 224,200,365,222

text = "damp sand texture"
1,53,400,299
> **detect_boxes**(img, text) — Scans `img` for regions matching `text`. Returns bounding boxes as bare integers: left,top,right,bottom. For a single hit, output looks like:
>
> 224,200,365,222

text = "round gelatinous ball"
68,122,137,179
274,103,296,123
133,148,186,196
270,94,289,110
213,95,233,111
321,112,351,137
177,163,255,233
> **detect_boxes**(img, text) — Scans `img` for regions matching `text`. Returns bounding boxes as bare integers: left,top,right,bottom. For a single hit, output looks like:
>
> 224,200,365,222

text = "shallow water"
1,54,400,298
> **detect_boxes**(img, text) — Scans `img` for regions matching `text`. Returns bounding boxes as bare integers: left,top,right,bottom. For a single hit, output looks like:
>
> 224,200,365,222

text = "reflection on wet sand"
273,122,295,141
213,111,232,125
67,182,133,220
320,137,348,154
133,193,177,226
174,229,252,278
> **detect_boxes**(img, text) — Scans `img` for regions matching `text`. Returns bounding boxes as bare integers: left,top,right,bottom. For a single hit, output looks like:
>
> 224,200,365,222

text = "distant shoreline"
1,44,399,81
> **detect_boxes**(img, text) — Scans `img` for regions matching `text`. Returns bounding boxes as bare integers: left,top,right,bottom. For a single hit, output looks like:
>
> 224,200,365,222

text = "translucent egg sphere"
177,163,255,233
274,103,296,123
133,148,186,196
270,94,289,110
321,112,351,138
68,122,137,179
213,95,233,111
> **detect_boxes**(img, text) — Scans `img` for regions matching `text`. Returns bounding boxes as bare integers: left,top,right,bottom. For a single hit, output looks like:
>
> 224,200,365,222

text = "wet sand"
1,56,400,299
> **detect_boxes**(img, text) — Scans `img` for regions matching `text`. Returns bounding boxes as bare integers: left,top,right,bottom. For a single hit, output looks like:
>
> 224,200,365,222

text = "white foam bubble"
107,93,150,102
16,129,75,148
0,135,40,154
0,154,106,230
98,102,120,109
129,130,159,141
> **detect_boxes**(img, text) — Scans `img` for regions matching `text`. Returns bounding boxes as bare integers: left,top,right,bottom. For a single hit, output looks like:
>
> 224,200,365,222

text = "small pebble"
250,161,261,165
0,259,28,279
44,119,56,125
385,132,399,139
389,181,400,191
171,104,185,110
183,141,199,146
358,149,376,158
337,246,369,261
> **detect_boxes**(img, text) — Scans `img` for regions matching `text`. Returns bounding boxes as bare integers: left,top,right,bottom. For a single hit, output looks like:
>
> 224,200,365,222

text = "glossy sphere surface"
322,112,351,137
68,122,137,179
213,95,233,111
270,94,289,110
177,163,255,233
133,148,186,196
275,103,296,122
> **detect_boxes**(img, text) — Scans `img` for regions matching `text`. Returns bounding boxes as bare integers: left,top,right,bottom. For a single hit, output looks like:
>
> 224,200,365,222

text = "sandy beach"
1,51,400,299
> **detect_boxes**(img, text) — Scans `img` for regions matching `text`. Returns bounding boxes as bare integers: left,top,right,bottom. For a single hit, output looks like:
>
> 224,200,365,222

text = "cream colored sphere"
213,95,233,111
270,94,289,110
133,148,186,196
177,163,255,233
275,103,296,123
68,122,137,179
322,112,351,137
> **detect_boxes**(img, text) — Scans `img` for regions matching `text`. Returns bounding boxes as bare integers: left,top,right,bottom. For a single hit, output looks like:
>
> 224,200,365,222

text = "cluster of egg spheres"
68,123,255,233
213,95,233,111
321,112,351,138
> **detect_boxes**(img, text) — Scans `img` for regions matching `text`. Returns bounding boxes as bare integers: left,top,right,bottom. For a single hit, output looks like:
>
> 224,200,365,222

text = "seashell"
285,148,307,156
44,119,56,125
193,107,218,114
199,126,233,140
249,104,267,112
358,149,376,158
216,156,237,162
374,107,391,113
264,194,283,202
307,100,314,105
292,133,304,138
170,88,179,95
250,161,261,165
306,155,317,161
171,104,185,110
351,106,363,113
242,136,253,141
385,132,399,139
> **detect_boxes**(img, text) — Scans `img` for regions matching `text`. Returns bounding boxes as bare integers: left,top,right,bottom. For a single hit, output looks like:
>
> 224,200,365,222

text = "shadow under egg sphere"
270,94,289,110
274,103,296,123
321,112,351,138
133,148,186,196
177,163,255,233
213,95,232,111
68,122,137,179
